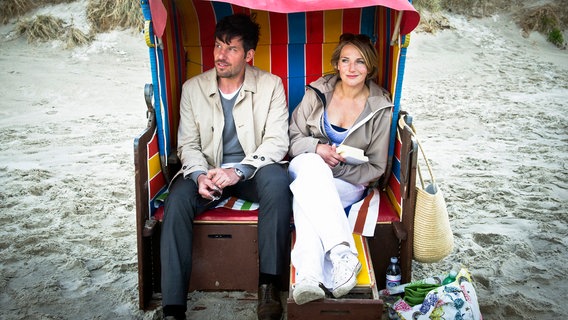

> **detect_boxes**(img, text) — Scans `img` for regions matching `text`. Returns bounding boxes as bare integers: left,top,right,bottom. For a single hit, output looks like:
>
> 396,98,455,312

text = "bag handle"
398,115,436,190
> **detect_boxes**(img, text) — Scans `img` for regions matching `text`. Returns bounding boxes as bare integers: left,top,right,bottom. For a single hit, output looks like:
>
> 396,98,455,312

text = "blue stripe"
360,7,376,42
288,13,306,111
141,0,151,20
171,1,184,94
392,151,401,178
149,186,167,217
288,13,306,44
156,46,170,159
144,2,169,160
212,1,234,21
141,1,166,159
389,40,408,160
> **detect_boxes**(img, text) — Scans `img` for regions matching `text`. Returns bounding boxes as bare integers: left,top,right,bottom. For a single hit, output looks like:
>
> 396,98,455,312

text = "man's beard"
215,60,235,78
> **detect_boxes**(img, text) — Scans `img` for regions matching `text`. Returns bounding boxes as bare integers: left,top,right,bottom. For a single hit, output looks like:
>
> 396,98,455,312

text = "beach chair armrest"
392,221,407,241
143,219,158,237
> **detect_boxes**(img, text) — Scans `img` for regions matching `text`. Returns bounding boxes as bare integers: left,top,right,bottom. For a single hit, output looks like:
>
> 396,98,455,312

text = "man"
160,14,291,320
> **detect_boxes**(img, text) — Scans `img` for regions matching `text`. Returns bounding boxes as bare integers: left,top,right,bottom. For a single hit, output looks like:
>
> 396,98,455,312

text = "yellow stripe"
322,10,342,75
178,0,202,78
149,153,162,178
252,10,271,73
354,234,372,286
386,186,402,217
144,20,154,48
389,39,401,98
402,34,411,48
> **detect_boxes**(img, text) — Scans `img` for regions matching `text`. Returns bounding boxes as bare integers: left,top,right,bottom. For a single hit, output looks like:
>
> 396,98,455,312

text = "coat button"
260,156,265,161
182,165,187,170
253,155,258,159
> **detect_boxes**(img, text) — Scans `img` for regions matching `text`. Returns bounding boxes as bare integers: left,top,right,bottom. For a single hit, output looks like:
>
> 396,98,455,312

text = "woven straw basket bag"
399,117,454,263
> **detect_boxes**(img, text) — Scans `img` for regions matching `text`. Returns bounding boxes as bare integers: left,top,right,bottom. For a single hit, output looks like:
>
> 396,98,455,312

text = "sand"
404,14,568,320
0,2,567,320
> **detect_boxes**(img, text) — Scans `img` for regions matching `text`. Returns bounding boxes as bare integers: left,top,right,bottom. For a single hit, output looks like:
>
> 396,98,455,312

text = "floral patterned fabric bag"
382,268,483,320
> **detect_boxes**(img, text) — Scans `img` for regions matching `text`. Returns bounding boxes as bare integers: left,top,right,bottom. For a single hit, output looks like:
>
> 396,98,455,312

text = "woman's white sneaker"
292,280,325,305
331,252,362,298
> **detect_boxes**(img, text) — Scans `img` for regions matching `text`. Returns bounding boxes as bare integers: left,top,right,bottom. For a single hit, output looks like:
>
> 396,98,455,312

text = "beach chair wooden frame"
135,0,421,314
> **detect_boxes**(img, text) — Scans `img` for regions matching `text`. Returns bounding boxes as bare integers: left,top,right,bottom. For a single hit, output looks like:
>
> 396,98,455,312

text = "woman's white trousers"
288,153,365,288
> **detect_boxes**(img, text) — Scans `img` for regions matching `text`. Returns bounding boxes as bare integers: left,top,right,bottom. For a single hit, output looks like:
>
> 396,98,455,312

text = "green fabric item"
403,283,441,306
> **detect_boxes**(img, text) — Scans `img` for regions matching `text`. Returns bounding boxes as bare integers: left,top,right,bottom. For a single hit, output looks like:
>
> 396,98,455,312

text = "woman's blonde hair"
330,33,379,81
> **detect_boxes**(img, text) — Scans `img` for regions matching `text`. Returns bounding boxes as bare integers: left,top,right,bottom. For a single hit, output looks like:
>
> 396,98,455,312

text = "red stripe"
170,6,183,148
342,8,361,34
225,196,237,208
379,191,399,222
389,173,401,205
154,206,164,221
149,170,166,200
148,131,159,157
162,27,173,131
269,12,288,95
391,136,402,204
353,190,373,234
394,135,402,158
231,4,248,14
305,11,323,84
194,0,216,71
163,0,179,146
195,207,258,222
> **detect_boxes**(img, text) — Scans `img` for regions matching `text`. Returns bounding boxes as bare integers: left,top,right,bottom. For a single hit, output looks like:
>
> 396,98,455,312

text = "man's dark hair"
215,13,260,53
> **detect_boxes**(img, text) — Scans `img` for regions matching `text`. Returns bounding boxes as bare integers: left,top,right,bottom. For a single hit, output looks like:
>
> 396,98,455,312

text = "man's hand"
207,168,241,190
316,144,345,168
197,174,222,200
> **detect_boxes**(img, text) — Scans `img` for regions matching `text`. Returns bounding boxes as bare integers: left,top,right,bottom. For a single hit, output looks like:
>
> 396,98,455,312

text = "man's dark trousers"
160,163,291,306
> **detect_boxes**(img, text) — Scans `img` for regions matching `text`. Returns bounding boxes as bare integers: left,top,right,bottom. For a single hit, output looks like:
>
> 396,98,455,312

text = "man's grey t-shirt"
220,89,246,164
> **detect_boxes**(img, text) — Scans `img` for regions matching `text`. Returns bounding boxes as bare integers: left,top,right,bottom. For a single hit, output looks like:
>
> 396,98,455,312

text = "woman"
288,33,393,305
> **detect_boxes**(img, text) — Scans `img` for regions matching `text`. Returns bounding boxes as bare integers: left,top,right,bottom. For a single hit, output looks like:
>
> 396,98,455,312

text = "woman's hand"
316,144,346,168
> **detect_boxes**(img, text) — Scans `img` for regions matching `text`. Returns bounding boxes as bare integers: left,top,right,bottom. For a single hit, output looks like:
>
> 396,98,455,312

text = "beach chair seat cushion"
197,190,400,225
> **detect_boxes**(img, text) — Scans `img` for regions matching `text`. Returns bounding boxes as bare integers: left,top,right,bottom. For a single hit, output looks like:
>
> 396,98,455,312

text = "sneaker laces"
333,254,360,286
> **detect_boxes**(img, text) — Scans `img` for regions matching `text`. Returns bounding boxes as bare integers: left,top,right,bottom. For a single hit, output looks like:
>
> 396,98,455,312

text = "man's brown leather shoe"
257,283,283,320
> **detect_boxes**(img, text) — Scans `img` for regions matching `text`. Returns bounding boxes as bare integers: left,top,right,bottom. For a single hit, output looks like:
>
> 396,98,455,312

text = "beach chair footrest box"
287,234,383,319
189,208,259,292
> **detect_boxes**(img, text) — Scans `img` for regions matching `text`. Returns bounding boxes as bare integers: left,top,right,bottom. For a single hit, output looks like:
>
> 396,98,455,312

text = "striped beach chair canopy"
140,0,420,218
142,0,419,162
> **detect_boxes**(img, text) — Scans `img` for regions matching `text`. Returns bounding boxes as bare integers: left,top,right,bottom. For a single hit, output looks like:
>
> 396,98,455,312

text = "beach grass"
7,0,142,47
414,0,566,47
15,14,65,43
65,26,93,48
0,0,74,24
86,0,143,33
517,4,566,48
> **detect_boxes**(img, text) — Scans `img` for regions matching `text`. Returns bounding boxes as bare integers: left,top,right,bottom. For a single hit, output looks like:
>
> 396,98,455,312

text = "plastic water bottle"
386,257,402,289
442,270,458,285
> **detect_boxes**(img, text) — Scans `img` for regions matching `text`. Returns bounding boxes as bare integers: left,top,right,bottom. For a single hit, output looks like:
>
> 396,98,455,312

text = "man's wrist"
190,171,207,185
